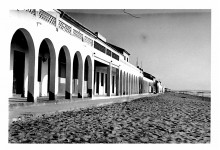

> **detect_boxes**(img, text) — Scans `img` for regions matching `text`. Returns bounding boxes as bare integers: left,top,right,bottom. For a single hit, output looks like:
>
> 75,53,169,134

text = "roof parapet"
95,32,106,42
107,43,130,55
57,9,96,38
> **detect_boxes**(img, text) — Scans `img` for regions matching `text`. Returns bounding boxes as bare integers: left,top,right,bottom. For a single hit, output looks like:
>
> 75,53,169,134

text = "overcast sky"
64,9,211,91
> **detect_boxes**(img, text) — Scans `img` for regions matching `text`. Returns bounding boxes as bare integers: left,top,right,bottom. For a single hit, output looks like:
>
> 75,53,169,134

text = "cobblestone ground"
8,93,210,143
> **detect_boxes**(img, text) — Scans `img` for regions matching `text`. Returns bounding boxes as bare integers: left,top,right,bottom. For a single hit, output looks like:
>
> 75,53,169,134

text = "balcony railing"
39,9,56,26
25,9,36,16
83,36,93,47
72,28,83,41
23,9,124,62
58,20,71,34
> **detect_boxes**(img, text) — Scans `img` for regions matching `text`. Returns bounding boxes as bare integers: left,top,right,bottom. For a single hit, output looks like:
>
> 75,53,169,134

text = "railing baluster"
72,28,83,41
84,36,93,47
58,20,71,34
38,9,56,26
25,9,36,16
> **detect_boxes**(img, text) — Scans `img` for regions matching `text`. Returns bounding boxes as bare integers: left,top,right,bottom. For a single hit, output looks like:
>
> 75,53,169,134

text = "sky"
62,9,211,91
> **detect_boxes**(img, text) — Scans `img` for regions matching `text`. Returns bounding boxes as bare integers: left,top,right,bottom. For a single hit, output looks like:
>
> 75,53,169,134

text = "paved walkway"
9,93,159,124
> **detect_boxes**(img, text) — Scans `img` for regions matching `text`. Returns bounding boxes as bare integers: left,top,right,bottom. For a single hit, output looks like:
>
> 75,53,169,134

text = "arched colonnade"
10,28,142,102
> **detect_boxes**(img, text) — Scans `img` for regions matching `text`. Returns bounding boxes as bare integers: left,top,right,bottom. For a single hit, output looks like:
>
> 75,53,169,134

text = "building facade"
9,9,164,102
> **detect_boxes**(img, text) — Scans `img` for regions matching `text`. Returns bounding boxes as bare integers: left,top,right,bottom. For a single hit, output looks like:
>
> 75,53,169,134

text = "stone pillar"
127,74,129,95
129,74,131,95
9,71,13,98
28,50,39,102
55,10,60,32
140,77,143,94
93,67,96,96
131,75,133,95
78,60,84,98
133,76,135,94
107,62,112,96
87,59,94,98
120,70,123,96
134,77,136,94
9,30,14,98
139,77,142,94
48,56,56,100
91,63,94,98
128,74,130,95
124,73,126,95
133,77,135,94
116,68,120,96
65,58,72,99
135,77,137,94
127,73,129,95
55,54,59,99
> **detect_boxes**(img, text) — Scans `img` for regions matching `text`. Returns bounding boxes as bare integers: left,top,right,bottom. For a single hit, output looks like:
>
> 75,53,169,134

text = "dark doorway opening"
13,50,25,97
96,72,99,94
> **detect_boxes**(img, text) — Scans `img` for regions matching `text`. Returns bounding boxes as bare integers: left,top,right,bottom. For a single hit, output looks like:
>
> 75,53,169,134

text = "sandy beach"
8,92,210,143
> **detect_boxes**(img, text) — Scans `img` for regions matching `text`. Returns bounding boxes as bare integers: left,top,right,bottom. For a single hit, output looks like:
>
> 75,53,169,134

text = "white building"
8,9,164,102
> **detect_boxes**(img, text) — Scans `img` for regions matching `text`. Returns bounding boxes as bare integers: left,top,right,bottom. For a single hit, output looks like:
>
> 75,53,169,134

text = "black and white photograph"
2,0,219,148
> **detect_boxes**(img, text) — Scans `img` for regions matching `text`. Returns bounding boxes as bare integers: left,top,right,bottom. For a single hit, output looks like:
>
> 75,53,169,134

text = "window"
106,49,112,56
94,41,105,53
112,52,119,61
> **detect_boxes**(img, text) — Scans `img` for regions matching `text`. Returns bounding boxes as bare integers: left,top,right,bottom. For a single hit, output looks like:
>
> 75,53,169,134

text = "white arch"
10,28,35,102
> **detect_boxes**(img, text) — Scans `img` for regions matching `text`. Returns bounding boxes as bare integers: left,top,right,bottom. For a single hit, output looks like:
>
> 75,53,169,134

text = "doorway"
13,50,25,97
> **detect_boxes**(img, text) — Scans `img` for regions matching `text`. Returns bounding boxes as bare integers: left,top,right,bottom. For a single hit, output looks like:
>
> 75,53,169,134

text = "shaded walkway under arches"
72,51,83,98
10,28,35,102
37,38,56,100
58,46,71,99
84,55,93,97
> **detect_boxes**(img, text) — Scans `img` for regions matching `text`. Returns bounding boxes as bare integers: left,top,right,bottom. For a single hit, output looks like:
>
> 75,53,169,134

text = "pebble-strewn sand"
8,93,210,143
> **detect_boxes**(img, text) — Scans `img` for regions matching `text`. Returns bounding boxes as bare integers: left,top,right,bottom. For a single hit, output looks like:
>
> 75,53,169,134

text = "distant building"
165,88,171,92
9,9,164,102
142,72,154,93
